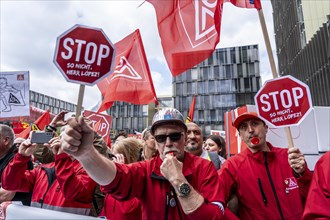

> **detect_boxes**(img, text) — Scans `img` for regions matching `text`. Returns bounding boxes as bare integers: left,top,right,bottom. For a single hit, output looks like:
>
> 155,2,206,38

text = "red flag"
16,110,51,139
224,0,261,10
97,29,158,112
186,95,196,123
147,0,223,76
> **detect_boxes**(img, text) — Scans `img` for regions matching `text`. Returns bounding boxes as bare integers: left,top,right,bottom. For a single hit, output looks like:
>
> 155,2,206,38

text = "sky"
0,0,277,110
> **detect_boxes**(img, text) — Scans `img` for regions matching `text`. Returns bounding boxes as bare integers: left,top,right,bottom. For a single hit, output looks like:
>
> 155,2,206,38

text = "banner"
0,71,30,118
0,202,98,220
16,110,51,139
97,29,158,112
186,95,196,122
224,0,262,10
147,0,223,76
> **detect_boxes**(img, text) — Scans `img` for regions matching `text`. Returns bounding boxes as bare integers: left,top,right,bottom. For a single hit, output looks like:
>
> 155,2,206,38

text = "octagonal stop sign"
54,24,116,86
83,110,112,140
254,75,313,127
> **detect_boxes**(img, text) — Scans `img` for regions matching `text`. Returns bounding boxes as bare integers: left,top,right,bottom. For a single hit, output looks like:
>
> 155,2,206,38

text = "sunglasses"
154,132,183,143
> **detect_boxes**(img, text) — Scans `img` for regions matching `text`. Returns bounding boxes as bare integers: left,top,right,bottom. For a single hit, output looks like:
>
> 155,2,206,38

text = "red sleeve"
55,153,96,203
217,159,238,203
295,166,312,204
101,162,146,200
187,202,223,219
1,153,36,192
302,152,330,219
118,198,141,214
188,161,224,219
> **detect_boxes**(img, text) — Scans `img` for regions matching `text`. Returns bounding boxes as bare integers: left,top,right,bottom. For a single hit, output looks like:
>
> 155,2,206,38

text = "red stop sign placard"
254,75,313,127
83,110,112,139
54,24,116,86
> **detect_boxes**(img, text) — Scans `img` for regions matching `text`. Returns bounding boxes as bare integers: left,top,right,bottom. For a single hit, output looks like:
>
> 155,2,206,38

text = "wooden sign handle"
76,84,85,118
285,127,295,149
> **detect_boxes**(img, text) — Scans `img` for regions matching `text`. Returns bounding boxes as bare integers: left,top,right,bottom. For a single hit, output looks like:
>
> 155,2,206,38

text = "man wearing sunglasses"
60,108,225,219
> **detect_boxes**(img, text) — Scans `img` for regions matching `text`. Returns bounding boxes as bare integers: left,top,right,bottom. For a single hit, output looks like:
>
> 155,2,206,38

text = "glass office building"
108,96,173,137
30,90,77,114
173,45,262,135
271,0,330,106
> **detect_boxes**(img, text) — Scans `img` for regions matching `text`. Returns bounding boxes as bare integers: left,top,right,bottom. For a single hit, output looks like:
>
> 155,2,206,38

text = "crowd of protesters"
0,108,329,219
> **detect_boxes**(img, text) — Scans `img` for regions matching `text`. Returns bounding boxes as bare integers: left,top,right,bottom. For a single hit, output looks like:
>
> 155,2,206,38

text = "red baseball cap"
233,112,264,129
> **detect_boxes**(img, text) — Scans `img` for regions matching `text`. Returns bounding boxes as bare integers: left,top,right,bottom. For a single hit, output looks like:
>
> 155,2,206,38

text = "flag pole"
258,8,294,149
258,9,278,79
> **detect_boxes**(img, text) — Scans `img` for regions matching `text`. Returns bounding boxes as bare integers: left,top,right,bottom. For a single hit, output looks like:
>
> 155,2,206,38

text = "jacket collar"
245,142,276,163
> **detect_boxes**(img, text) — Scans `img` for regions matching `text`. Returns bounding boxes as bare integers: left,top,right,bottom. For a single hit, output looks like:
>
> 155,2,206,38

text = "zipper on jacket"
263,151,284,220
257,178,268,206
164,191,169,220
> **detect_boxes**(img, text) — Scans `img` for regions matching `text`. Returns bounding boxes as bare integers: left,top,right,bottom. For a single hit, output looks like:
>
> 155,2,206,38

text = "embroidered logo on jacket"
284,177,299,193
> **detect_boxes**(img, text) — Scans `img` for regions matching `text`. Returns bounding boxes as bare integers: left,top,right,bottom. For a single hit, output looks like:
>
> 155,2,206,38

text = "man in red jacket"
61,108,225,219
2,135,96,215
303,151,330,219
218,112,312,220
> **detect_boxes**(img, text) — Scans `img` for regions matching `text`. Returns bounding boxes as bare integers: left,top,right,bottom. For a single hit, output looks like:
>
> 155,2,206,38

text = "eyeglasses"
154,132,183,143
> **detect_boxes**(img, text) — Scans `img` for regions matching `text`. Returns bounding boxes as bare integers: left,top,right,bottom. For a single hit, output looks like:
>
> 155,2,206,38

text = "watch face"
179,183,191,196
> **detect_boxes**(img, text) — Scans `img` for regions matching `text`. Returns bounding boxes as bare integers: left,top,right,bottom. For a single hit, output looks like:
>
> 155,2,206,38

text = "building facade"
271,0,330,106
30,90,77,115
108,96,172,137
173,45,262,135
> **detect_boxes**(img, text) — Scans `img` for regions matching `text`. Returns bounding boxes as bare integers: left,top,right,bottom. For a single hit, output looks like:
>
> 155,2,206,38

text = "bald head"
185,122,203,156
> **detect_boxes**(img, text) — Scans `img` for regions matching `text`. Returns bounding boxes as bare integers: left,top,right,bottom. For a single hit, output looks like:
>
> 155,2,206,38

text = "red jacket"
218,143,312,220
302,151,330,219
101,152,224,220
2,153,96,215
99,194,142,220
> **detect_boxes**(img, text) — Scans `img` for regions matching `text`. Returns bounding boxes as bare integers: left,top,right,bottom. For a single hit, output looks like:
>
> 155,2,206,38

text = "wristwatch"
178,182,191,197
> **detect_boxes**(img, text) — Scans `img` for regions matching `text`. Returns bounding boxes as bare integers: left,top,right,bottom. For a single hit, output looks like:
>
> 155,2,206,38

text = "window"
225,65,232,78
248,63,255,76
230,48,236,64
133,105,139,117
209,81,215,93
242,47,248,62
208,54,214,65
237,64,243,77
191,68,198,80
202,67,209,80
44,96,49,104
39,94,43,103
176,83,183,96
186,70,192,81
197,82,203,94
244,78,251,91
214,65,220,79
30,92,35,101
198,110,204,123
210,110,216,123
142,105,148,116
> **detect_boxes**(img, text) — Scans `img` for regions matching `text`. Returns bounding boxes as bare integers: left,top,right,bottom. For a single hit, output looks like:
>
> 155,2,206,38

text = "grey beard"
185,145,200,152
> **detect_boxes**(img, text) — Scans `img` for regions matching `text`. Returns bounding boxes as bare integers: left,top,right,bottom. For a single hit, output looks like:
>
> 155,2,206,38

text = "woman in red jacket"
1,136,96,215
99,137,142,220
